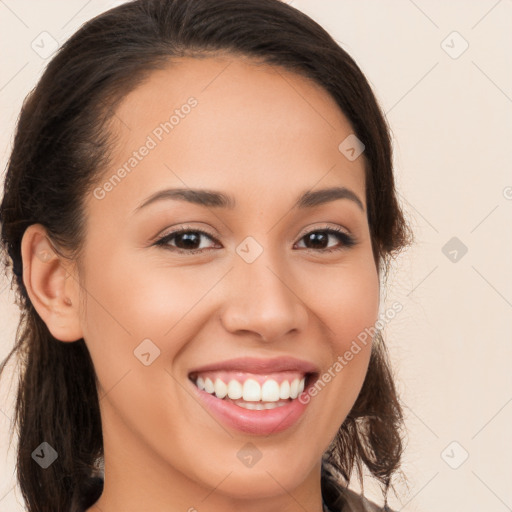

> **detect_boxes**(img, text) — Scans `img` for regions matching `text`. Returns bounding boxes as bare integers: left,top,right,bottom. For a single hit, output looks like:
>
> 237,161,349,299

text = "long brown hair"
0,1,413,511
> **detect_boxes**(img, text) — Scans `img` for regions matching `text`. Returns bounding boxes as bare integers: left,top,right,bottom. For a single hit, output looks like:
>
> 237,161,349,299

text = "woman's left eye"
153,226,357,254
295,227,357,252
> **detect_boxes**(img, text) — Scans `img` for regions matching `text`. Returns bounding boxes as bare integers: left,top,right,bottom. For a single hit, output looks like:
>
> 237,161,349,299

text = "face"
73,56,379,506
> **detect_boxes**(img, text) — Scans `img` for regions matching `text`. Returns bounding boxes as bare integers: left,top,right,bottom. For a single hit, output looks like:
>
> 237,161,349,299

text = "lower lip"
189,378,314,435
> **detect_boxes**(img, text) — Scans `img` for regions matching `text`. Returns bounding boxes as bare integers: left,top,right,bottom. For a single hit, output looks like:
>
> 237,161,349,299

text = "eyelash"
153,225,357,255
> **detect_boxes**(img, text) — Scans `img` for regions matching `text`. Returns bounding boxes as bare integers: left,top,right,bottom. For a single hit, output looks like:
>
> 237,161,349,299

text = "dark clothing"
322,468,394,511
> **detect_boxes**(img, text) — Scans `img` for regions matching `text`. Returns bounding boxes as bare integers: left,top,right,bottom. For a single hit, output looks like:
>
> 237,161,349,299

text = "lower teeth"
223,396,291,410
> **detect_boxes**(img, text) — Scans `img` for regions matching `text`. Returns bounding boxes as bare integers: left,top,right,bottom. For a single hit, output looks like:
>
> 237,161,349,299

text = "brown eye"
295,228,357,252
154,228,220,254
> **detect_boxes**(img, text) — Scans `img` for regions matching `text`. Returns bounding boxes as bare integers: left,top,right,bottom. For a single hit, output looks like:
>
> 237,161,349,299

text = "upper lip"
188,356,320,376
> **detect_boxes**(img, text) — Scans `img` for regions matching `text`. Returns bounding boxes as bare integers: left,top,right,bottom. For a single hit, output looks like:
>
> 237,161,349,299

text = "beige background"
1,1,511,511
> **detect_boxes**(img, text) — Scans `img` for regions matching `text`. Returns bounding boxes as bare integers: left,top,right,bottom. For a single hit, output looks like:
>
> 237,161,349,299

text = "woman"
0,1,413,511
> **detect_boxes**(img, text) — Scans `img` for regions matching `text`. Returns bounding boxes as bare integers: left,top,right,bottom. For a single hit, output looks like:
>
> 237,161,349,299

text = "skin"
21,56,380,512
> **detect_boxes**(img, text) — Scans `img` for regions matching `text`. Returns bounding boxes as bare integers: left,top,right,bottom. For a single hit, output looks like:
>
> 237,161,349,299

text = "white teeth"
204,377,215,394
235,401,288,410
261,379,280,401
263,401,286,409
279,380,290,399
290,378,299,399
242,379,261,401
214,378,228,399
227,379,243,400
195,375,307,403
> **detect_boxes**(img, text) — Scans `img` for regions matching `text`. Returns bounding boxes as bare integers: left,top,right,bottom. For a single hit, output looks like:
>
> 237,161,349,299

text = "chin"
194,452,316,500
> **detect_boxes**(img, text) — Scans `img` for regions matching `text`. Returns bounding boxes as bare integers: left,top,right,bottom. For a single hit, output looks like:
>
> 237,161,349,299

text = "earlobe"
20,224,83,342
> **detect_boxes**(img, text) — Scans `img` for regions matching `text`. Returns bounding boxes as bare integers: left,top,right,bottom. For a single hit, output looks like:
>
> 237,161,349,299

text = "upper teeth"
195,376,305,402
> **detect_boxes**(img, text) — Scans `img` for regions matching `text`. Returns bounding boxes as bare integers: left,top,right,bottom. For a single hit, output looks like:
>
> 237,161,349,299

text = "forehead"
115,55,350,133
88,56,366,218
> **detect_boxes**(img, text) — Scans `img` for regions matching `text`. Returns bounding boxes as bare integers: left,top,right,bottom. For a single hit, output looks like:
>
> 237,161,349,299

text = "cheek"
298,256,380,352
78,250,220,378
298,256,379,419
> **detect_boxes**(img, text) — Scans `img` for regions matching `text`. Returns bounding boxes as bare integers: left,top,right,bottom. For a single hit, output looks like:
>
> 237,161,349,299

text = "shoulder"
339,485,394,512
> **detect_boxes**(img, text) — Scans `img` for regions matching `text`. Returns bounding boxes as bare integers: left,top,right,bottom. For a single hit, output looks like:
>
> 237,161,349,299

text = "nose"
219,247,309,342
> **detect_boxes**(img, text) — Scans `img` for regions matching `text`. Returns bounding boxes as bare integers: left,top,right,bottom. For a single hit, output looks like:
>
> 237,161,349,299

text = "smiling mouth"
188,371,315,410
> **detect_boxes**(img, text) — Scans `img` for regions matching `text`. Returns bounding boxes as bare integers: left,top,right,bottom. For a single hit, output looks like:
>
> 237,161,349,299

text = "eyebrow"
133,186,365,214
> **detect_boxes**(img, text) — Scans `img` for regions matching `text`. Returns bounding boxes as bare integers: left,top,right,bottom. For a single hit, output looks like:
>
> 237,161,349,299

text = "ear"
20,224,84,342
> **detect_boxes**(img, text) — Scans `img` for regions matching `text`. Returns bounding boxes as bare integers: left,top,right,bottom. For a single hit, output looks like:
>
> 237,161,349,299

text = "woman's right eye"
153,228,220,254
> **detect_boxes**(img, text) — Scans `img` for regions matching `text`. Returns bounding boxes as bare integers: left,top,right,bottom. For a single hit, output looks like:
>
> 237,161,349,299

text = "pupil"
307,232,327,249
177,232,200,249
